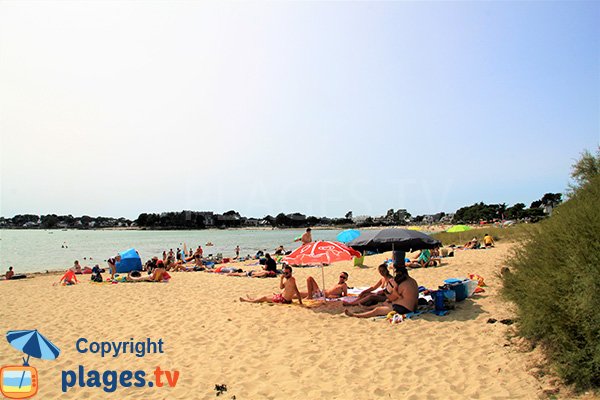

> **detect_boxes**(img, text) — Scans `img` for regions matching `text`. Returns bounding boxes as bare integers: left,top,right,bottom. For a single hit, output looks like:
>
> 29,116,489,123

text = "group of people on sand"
240,259,419,318
460,233,495,250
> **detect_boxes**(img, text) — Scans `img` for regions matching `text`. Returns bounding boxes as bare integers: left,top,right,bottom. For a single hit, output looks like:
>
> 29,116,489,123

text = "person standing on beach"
295,228,313,245
107,255,121,280
240,265,303,305
235,245,240,259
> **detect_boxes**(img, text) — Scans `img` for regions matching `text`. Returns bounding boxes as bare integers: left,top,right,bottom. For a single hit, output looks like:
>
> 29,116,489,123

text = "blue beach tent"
115,248,142,273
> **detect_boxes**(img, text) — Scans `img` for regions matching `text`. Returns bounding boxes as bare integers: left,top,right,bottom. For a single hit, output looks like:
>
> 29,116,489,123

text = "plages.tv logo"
1,329,60,399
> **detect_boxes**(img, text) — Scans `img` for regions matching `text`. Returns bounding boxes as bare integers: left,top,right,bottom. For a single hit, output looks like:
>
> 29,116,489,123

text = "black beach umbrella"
347,228,441,253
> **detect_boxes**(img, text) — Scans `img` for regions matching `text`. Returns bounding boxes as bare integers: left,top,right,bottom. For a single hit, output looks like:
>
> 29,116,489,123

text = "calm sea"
0,229,339,273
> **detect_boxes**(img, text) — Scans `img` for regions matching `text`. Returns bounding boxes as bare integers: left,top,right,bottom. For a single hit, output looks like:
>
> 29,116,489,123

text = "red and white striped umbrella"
283,240,361,265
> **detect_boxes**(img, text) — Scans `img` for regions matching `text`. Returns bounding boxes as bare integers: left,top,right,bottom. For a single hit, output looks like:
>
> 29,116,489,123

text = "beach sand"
0,243,556,399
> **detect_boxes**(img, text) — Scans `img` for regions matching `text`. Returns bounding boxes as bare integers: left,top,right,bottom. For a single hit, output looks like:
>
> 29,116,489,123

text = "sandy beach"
0,243,557,399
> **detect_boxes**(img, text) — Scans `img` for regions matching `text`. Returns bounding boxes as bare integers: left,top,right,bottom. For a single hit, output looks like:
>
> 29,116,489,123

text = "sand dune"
1,243,551,399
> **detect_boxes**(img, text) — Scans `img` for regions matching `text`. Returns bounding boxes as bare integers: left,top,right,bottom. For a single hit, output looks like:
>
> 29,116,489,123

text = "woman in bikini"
345,266,418,318
343,263,392,307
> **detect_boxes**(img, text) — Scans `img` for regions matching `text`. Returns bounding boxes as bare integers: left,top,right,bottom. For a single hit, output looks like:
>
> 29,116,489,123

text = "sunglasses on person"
339,275,348,280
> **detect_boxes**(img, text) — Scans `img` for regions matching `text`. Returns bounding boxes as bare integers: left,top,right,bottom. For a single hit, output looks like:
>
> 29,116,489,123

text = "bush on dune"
503,149,600,390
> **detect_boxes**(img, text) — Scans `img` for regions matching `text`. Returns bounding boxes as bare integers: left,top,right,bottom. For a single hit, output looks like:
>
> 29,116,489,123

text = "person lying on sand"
301,272,349,299
462,237,480,250
126,265,167,282
227,253,278,278
345,266,418,318
240,265,302,305
344,264,392,307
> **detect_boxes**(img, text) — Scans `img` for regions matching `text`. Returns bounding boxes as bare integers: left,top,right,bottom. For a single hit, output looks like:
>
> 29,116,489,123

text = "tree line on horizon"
0,192,562,230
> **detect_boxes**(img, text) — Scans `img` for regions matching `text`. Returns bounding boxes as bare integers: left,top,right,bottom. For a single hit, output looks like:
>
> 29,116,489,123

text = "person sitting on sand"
407,249,433,268
240,265,303,305
345,266,418,318
72,260,83,274
344,264,393,307
58,269,79,285
483,233,495,247
302,271,349,299
5,266,14,280
107,254,121,280
274,245,285,256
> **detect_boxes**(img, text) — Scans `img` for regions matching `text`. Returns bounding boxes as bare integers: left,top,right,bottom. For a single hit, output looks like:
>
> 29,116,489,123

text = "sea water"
0,229,339,273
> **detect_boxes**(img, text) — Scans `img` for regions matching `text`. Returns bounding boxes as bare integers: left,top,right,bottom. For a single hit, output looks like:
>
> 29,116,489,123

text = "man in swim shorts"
240,265,303,305
301,272,349,299
345,267,418,318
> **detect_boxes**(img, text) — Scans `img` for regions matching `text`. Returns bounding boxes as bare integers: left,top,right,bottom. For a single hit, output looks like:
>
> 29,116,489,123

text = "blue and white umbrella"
6,329,60,365
336,229,361,244
6,329,60,390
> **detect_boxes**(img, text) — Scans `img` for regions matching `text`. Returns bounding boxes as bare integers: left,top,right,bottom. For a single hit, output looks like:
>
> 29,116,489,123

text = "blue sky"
0,1,598,219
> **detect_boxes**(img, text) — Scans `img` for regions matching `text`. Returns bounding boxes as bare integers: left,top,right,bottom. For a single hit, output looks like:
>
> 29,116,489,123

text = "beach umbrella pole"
18,355,30,388
321,263,325,298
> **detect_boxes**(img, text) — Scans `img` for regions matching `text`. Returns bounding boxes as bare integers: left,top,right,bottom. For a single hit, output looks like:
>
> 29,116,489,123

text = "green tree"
570,146,600,191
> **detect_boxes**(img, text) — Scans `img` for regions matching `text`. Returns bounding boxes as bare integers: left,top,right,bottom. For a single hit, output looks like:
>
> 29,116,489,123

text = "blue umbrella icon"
336,229,361,244
6,330,60,388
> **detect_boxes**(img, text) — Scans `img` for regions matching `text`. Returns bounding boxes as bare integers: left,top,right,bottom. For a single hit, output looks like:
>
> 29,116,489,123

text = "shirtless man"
240,265,303,305
126,261,166,282
345,266,418,318
295,228,312,245
302,272,349,299
5,266,14,280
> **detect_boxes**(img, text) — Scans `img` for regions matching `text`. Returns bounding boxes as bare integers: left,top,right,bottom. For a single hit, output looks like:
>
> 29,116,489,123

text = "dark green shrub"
503,175,600,389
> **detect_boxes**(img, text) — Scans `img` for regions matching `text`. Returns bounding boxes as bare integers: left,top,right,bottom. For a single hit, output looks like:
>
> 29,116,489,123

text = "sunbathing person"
301,272,349,299
345,266,418,318
344,264,393,307
240,265,303,305
463,237,480,249
126,265,167,282
227,253,278,278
